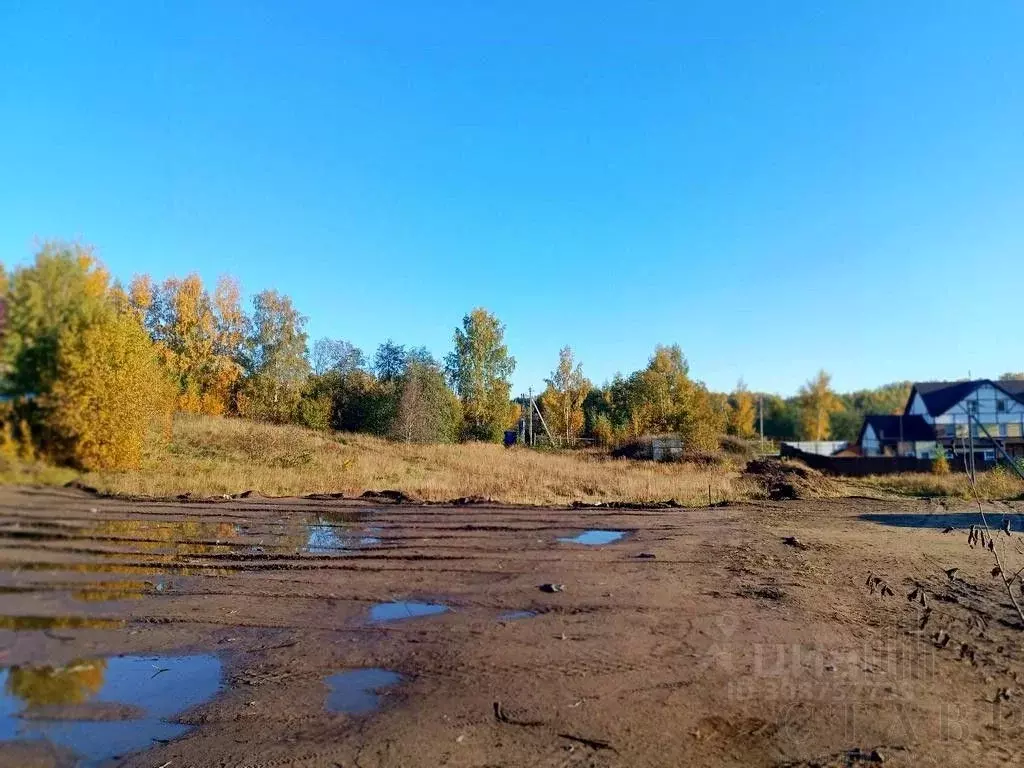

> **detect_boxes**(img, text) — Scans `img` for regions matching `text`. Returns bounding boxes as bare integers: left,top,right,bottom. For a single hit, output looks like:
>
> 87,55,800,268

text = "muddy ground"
0,486,1022,767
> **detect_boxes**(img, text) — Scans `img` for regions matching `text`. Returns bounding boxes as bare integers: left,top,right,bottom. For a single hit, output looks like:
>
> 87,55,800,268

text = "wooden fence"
780,444,936,476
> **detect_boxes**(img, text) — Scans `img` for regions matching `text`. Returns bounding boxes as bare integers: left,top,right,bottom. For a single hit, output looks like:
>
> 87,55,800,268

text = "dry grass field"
70,414,759,505
2,414,1021,504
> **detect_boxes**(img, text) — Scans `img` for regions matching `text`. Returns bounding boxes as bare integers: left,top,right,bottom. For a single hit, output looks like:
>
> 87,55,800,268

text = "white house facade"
859,380,1024,461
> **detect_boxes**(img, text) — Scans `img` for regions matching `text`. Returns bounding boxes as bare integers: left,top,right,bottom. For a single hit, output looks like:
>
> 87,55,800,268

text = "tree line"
3,242,1001,472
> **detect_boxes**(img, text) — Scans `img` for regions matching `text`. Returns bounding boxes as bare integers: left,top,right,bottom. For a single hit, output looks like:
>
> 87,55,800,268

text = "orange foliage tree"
132,274,247,415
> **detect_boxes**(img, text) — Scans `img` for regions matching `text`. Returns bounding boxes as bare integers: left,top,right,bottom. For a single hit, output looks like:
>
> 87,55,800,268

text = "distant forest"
1,242,1020,471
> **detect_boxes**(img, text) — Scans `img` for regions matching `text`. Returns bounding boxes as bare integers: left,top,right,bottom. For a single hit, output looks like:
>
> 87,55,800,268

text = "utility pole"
528,386,534,447
759,395,764,453
518,394,526,444
533,397,556,446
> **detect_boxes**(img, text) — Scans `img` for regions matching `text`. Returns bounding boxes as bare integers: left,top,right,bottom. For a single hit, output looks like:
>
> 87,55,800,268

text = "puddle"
324,668,402,714
368,601,448,623
860,513,1024,531
0,653,221,766
498,610,536,621
305,524,348,554
557,530,626,546
0,616,125,631
305,515,382,554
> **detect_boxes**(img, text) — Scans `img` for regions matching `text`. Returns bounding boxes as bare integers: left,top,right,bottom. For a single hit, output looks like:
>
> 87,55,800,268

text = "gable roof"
858,414,934,445
909,379,1024,417
1001,380,1024,399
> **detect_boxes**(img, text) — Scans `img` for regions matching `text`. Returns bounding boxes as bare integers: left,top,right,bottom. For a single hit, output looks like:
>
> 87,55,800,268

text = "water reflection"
72,581,152,602
557,530,626,545
0,654,221,766
87,519,238,556
305,512,381,554
6,659,106,707
0,519,240,556
368,601,448,623
0,616,125,631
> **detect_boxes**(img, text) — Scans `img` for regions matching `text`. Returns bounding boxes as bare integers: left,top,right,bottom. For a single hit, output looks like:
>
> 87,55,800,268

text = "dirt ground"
0,486,1022,767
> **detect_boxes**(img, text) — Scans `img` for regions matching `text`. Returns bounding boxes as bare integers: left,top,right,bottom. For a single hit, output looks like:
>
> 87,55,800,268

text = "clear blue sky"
2,1,1021,396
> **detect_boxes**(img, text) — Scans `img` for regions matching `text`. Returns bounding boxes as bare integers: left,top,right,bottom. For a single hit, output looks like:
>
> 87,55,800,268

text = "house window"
983,450,996,462
967,400,979,414
997,399,1007,412
1008,423,1023,438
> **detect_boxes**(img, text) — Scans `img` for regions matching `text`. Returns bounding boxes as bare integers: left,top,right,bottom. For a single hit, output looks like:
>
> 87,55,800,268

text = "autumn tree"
624,345,724,451
758,394,800,440
445,308,517,442
0,264,8,351
625,346,690,436
828,381,911,441
311,337,364,376
329,368,395,434
709,390,732,435
540,346,591,446
2,243,111,399
1001,373,1024,381
391,356,462,443
1,243,171,469
135,274,245,415
591,413,614,446
374,340,407,382
212,276,248,363
237,290,310,423
50,308,173,470
798,370,844,440
727,380,757,439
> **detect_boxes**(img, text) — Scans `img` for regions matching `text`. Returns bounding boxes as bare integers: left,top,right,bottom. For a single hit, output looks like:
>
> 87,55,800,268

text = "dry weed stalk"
965,471,1024,627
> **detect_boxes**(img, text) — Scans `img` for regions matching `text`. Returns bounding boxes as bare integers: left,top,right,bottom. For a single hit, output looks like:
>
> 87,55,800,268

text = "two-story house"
858,379,1024,461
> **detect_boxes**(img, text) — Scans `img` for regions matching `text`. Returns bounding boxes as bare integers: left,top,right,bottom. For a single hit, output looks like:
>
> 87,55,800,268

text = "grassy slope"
74,415,759,505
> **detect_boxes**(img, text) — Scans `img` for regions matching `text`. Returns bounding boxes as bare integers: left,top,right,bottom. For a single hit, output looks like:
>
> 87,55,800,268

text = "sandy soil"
0,486,1022,767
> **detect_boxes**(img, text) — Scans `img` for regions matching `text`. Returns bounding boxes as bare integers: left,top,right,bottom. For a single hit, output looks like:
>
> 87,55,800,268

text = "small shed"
611,434,684,461
650,435,684,461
